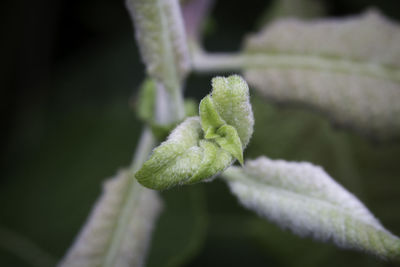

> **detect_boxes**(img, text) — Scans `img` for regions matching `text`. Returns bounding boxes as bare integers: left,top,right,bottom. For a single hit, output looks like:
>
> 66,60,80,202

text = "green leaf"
222,157,400,260
135,117,233,190
215,125,244,165
187,140,232,184
59,170,163,267
242,10,400,139
136,75,254,190
211,75,254,147
199,95,225,139
125,0,189,82
200,75,253,164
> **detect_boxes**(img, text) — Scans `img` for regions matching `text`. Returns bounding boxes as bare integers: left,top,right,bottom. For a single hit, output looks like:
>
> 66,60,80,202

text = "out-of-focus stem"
102,127,156,267
192,50,400,83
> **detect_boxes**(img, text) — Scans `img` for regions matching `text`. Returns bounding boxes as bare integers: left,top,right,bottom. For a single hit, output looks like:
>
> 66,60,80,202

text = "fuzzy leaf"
136,75,254,190
126,0,189,82
223,157,400,260
135,117,233,190
243,10,400,139
59,170,162,267
199,95,225,139
211,75,254,147
214,125,244,165
200,75,253,163
126,0,189,121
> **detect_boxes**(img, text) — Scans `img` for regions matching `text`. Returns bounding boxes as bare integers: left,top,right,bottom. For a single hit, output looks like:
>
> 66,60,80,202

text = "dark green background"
1,0,400,266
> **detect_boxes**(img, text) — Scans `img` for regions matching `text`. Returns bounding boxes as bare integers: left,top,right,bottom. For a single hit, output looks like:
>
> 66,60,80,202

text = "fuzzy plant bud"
135,75,254,190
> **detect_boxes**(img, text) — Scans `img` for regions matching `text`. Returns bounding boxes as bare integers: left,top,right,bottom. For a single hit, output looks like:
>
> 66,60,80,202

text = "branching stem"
101,127,156,267
192,50,400,83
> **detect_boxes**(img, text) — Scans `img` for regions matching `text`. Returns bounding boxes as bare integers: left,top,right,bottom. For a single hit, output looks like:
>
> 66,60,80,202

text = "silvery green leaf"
214,125,244,165
59,170,162,267
199,95,226,139
126,0,190,121
243,10,400,139
199,75,253,164
210,75,254,147
135,117,233,190
223,157,400,260
136,75,254,190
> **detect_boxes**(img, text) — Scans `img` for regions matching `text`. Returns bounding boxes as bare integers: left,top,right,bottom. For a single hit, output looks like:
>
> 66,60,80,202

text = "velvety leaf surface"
244,11,400,139
223,157,400,260
135,75,253,190
59,171,162,267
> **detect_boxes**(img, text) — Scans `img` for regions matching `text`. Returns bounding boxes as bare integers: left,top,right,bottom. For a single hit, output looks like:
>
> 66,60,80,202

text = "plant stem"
101,0,189,264
102,0,189,263
101,127,156,267
130,127,156,169
0,226,56,267
153,0,185,122
61,0,189,266
59,127,161,267
126,0,189,123
192,51,400,83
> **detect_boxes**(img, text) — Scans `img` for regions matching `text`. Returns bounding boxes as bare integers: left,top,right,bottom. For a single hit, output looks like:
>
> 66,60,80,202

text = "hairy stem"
61,0,190,265
101,127,156,267
126,0,189,123
153,0,185,121
99,0,189,264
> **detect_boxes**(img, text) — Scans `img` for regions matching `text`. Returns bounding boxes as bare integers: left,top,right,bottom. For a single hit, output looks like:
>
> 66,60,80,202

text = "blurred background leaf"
243,11,400,140
146,185,208,267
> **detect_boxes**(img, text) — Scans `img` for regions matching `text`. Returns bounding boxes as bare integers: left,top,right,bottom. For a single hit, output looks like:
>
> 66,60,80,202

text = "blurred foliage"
147,186,208,267
1,0,400,266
